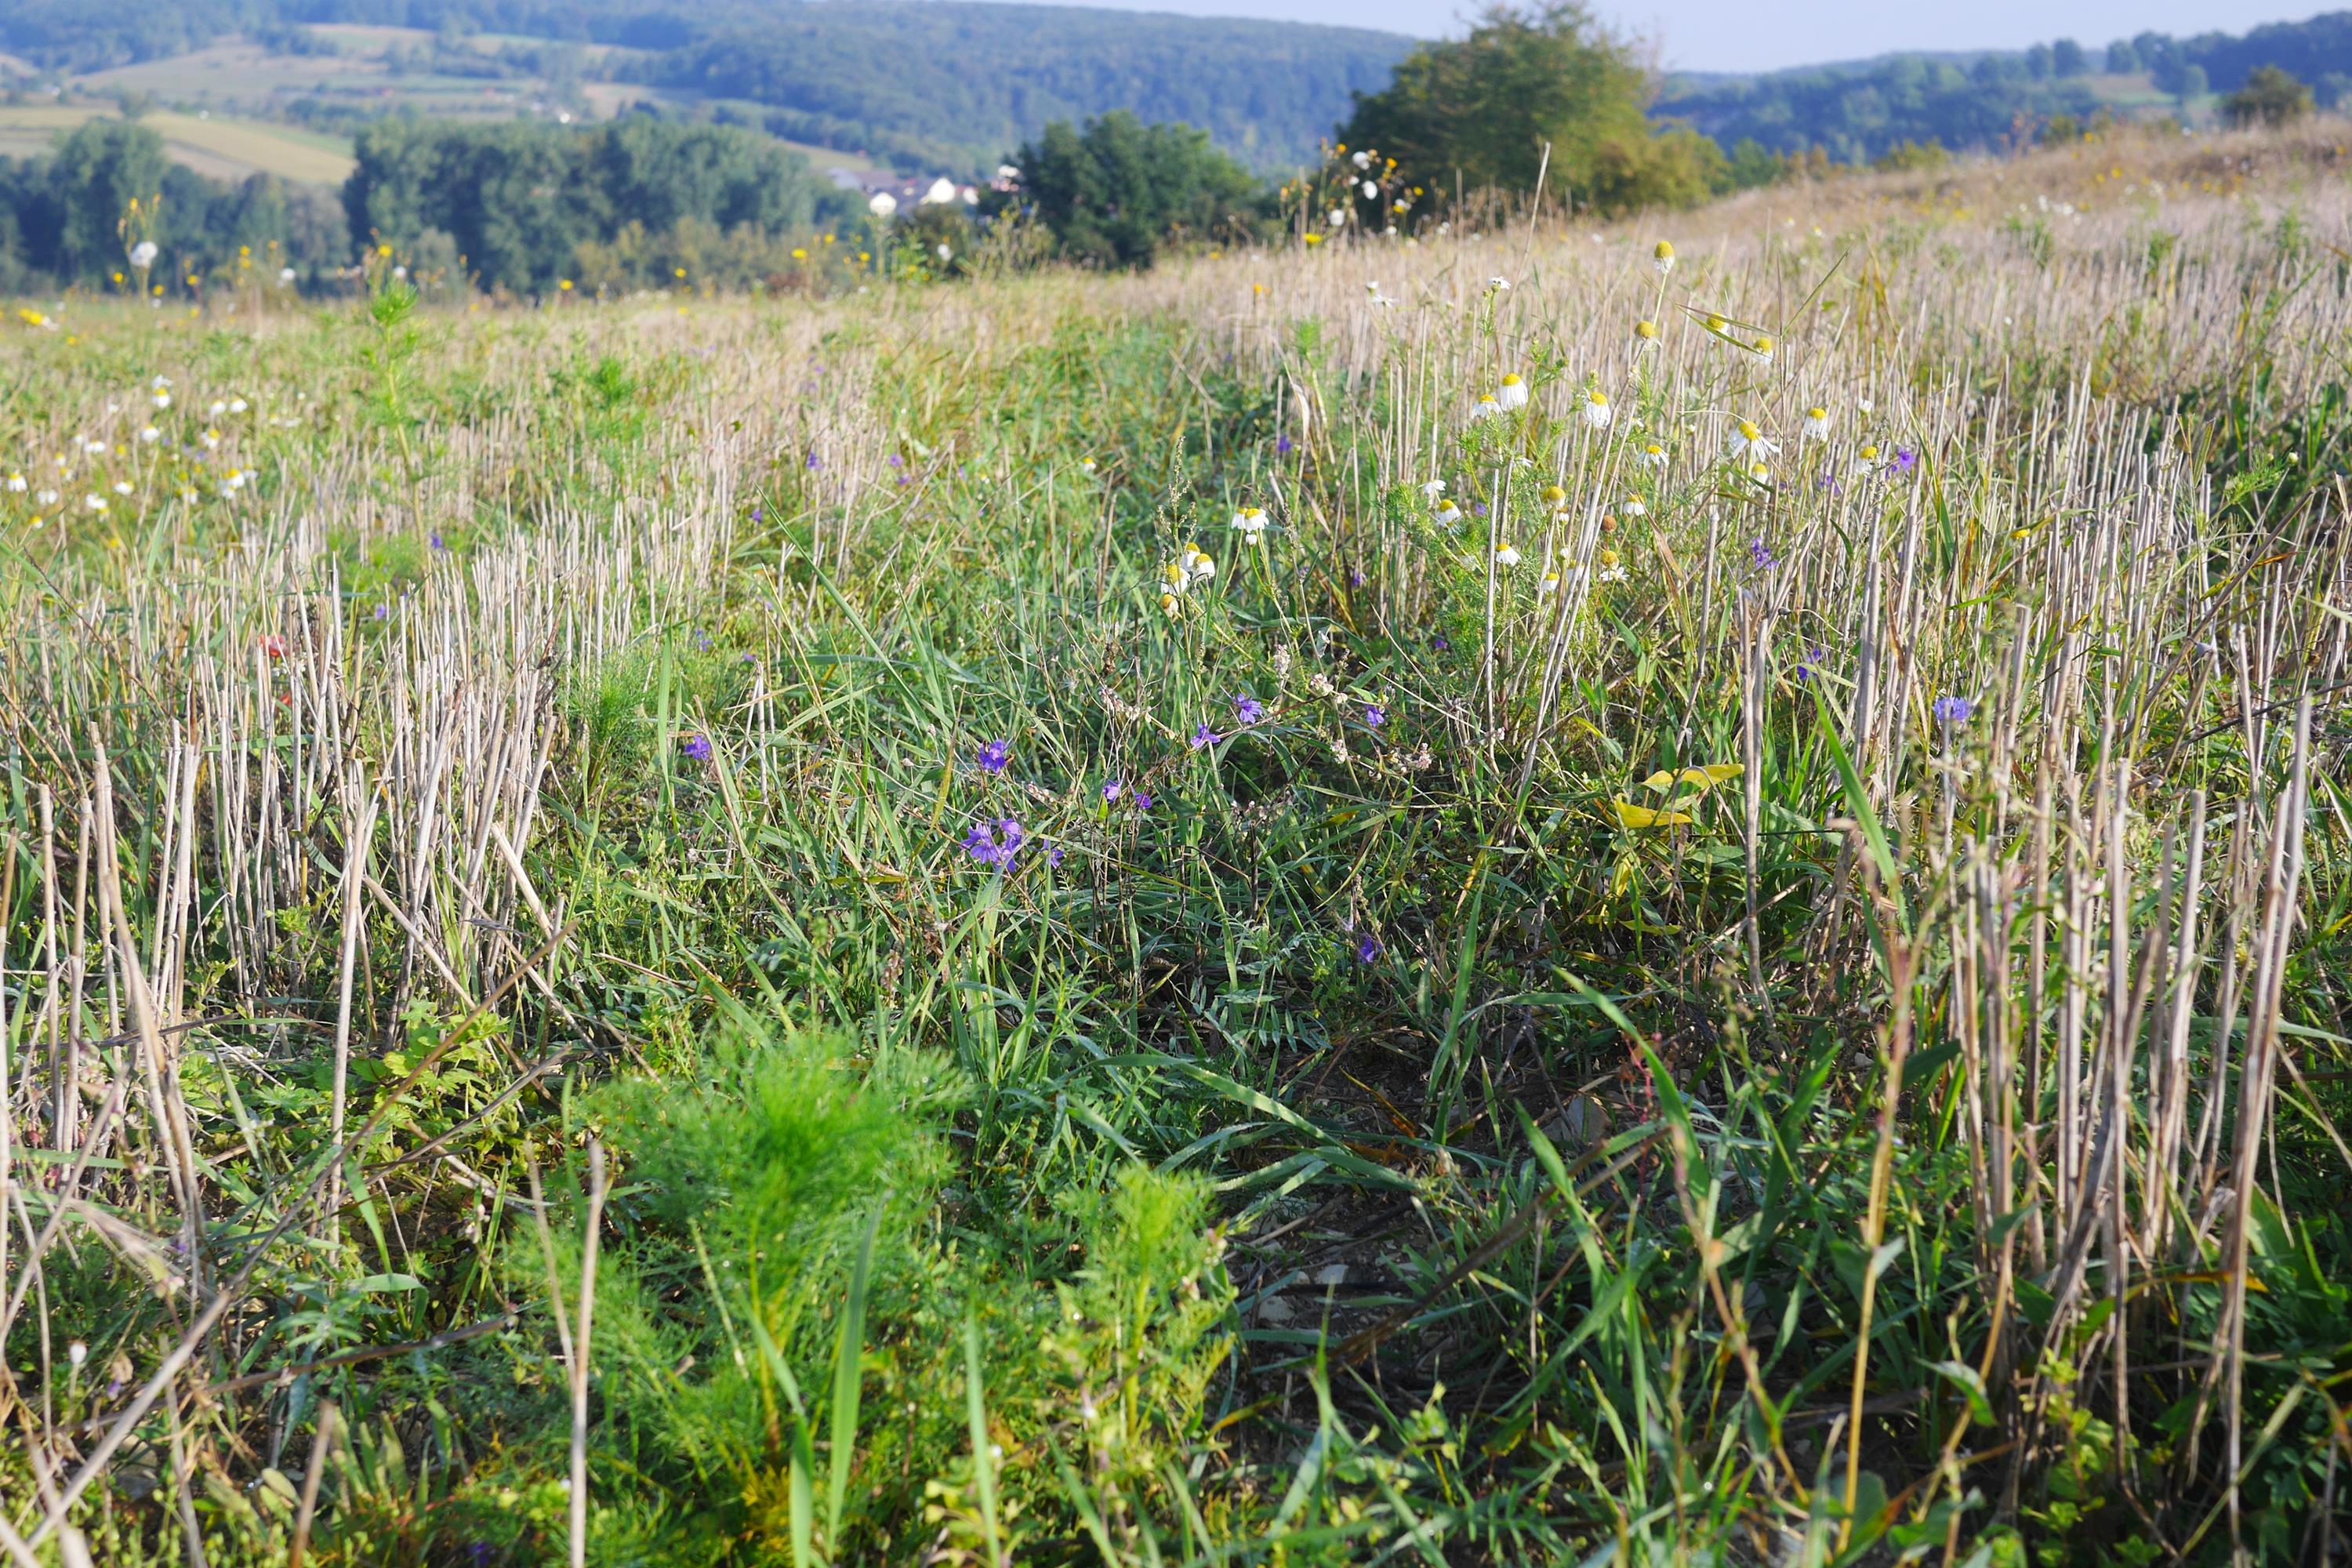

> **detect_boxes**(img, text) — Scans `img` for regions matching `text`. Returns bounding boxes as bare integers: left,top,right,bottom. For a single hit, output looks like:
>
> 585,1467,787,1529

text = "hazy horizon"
953,0,2338,73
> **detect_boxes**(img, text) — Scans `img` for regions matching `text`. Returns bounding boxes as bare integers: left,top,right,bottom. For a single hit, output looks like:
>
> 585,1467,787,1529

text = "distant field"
0,103,354,183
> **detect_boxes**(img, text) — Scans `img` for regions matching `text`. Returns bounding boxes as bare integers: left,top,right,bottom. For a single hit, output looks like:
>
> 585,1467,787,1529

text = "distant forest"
0,0,1413,173
7,0,2352,175
1661,14,2352,162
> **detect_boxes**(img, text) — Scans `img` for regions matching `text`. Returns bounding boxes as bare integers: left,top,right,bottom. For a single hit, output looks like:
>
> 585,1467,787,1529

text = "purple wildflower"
1349,568,1366,587
1365,704,1385,728
428,531,447,552
692,629,713,652
1356,934,1381,964
1794,644,1828,681
806,452,823,470
1134,792,1152,811
1749,537,1777,571
1933,695,1975,724
1047,844,1065,867
1191,723,1221,750
977,737,1011,775
1472,502,1490,517
963,818,1026,869
750,503,764,522
1103,778,1123,801
1891,448,1918,475
1235,694,1265,725
1276,434,1294,456
1432,633,1451,653
887,453,904,468
678,733,712,762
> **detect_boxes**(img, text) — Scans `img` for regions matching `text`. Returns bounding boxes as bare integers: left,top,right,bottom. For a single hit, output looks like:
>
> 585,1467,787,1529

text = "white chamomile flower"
226,469,247,492
1652,240,1675,276
85,493,107,512
1178,542,1215,583
1730,420,1778,463
280,266,296,284
1497,373,1529,411
1746,462,1773,485
1622,495,1647,517
81,438,105,456
111,480,132,495
1583,388,1612,430
1079,456,1097,474
152,392,171,409
1634,318,1660,352
178,485,198,502
229,397,247,413
1537,571,1560,595
1468,393,1501,422
209,400,227,417
5,473,24,492
1802,406,1830,439
1750,336,1775,366
34,488,58,505
140,426,159,443
1231,506,1269,541
1596,546,1628,583
1639,442,1668,471
129,240,157,270
150,376,170,391
1434,499,1463,525
1488,276,1510,290
201,430,220,450
1421,479,1446,499
1493,541,1520,568
1857,397,1874,413
1853,443,1883,475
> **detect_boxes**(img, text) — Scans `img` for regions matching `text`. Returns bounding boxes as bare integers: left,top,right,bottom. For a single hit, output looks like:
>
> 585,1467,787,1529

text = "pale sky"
1001,0,2334,73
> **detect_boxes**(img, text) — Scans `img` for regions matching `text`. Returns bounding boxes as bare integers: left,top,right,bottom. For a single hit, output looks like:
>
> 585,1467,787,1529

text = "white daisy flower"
4,472,24,492
1468,394,1501,422
1231,506,1269,541
85,494,107,512
111,480,132,495
1802,406,1830,439
1434,499,1463,525
34,488,58,505
140,426,159,443
1652,240,1675,275
1583,388,1613,430
1622,496,1647,517
1639,442,1668,471
1497,373,1529,411
1421,479,1446,499
1730,420,1778,463
1493,542,1520,568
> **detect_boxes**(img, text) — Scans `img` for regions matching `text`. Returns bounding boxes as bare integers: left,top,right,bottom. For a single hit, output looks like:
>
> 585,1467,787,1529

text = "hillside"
1661,9,2352,161
0,0,1414,174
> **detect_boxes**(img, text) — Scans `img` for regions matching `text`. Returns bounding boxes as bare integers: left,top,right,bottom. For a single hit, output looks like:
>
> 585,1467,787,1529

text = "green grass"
0,127,2347,1565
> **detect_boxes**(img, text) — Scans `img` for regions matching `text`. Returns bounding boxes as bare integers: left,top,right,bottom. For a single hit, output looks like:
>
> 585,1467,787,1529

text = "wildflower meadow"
0,120,2348,1565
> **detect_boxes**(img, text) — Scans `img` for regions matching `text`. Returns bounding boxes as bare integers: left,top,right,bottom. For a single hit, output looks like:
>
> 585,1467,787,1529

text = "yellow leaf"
1640,763,1744,794
1610,799,1693,829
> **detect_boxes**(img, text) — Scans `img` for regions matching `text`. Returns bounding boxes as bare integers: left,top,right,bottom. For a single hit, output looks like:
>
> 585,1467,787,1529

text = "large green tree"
1338,2,1717,216
1008,112,1266,270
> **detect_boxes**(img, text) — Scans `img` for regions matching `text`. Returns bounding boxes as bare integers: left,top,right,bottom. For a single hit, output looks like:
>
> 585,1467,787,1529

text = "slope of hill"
1659,10,2352,162
0,0,1413,175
